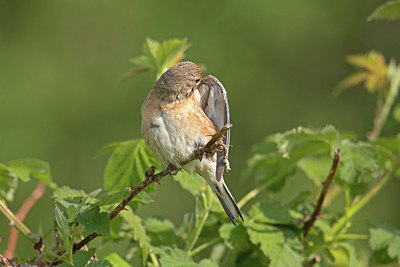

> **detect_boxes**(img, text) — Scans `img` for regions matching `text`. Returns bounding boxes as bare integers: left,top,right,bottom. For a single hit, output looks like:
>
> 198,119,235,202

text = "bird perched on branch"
141,61,243,224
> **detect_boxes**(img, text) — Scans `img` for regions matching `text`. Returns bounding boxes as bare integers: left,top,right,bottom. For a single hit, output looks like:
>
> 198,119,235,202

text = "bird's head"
153,61,203,103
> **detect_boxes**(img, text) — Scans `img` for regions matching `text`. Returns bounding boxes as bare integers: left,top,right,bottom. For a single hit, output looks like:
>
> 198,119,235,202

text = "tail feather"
216,180,243,225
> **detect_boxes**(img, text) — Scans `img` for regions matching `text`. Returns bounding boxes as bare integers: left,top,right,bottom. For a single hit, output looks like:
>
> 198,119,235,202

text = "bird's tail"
215,179,244,225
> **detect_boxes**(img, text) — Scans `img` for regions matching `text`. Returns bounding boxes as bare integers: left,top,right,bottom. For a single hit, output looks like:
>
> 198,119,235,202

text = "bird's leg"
145,166,156,178
167,164,180,176
194,147,205,161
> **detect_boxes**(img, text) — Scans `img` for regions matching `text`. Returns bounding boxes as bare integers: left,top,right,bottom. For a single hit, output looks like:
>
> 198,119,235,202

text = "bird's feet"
194,147,205,161
167,164,180,176
145,166,156,178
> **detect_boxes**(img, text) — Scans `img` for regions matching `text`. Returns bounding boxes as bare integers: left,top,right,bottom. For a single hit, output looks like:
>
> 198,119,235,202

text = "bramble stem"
303,148,340,240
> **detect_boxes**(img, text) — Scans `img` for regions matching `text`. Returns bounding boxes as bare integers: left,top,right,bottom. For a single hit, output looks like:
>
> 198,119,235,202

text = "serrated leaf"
145,216,175,233
73,247,96,267
249,201,293,225
0,163,18,202
369,223,400,264
270,243,303,267
246,222,285,260
174,171,205,196
368,0,400,21
103,139,158,193
219,223,247,250
158,247,199,267
340,141,380,183
77,206,110,235
130,38,190,81
54,186,88,201
87,260,112,267
120,210,151,261
55,205,73,263
7,159,57,189
104,253,132,267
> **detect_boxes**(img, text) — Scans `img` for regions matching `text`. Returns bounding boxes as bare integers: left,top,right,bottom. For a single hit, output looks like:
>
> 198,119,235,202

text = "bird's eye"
195,79,200,83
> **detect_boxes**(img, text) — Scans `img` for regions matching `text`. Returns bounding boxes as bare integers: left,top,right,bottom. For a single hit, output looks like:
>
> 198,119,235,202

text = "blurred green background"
1,0,400,258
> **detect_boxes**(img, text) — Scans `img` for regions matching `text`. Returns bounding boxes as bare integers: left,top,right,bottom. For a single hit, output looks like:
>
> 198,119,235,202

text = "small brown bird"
141,61,243,224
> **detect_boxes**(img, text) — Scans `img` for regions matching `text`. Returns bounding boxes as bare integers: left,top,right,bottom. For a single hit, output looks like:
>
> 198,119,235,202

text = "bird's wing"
198,75,230,182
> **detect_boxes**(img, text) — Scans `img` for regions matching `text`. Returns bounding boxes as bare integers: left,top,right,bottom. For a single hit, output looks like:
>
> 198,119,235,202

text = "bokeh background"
1,0,400,258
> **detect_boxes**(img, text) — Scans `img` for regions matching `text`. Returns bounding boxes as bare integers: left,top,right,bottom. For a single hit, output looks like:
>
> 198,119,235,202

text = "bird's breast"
141,93,216,168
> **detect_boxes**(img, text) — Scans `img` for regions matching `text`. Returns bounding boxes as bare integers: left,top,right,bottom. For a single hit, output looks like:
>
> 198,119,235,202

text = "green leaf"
246,222,285,260
103,139,158,193
0,163,18,202
219,223,248,250
87,260,112,267
339,141,380,183
130,38,191,80
54,186,88,201
270,243,303,267
173,171,205,196
120,210,151,261
73,247,96,267
77,206,110,235
55,205,73,264
145,216,175,233
249,201,293,225
159,247,194,267
369,223,400,263
104,253,132,267
368,0,400,21
7,159,57,189
297,156,333,184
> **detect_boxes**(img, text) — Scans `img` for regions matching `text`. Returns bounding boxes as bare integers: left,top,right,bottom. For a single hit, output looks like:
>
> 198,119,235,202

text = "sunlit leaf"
368,0,400,21
339,141,380,183
0,163,18,202
145,216,175,233
102,139,158,193
7,159,57,189
104,253,132,267
173,171,206,196
120,209,151,261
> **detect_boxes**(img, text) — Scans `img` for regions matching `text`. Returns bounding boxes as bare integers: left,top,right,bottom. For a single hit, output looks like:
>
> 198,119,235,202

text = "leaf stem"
368,64,400,141
149,252,160,267
188,237,222,256
0,200,33,239
237,188,260,209
185,191,211,252
332,160,400,235
303,148,340,240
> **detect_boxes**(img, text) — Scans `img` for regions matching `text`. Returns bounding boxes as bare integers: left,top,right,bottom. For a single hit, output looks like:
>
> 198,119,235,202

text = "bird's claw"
167,164,180,176
194,148,205,161
145,166,156,178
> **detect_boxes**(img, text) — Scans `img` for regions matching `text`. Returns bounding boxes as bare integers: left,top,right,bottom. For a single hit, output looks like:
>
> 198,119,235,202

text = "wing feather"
198,75,230,182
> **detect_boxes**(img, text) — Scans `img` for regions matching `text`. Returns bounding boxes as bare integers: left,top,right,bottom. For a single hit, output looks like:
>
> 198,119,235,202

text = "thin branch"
4,182,46,258
72,124,232,253
303,148,340,240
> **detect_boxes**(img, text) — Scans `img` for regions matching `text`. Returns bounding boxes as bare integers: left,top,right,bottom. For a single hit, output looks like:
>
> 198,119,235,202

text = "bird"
141,61,243,224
